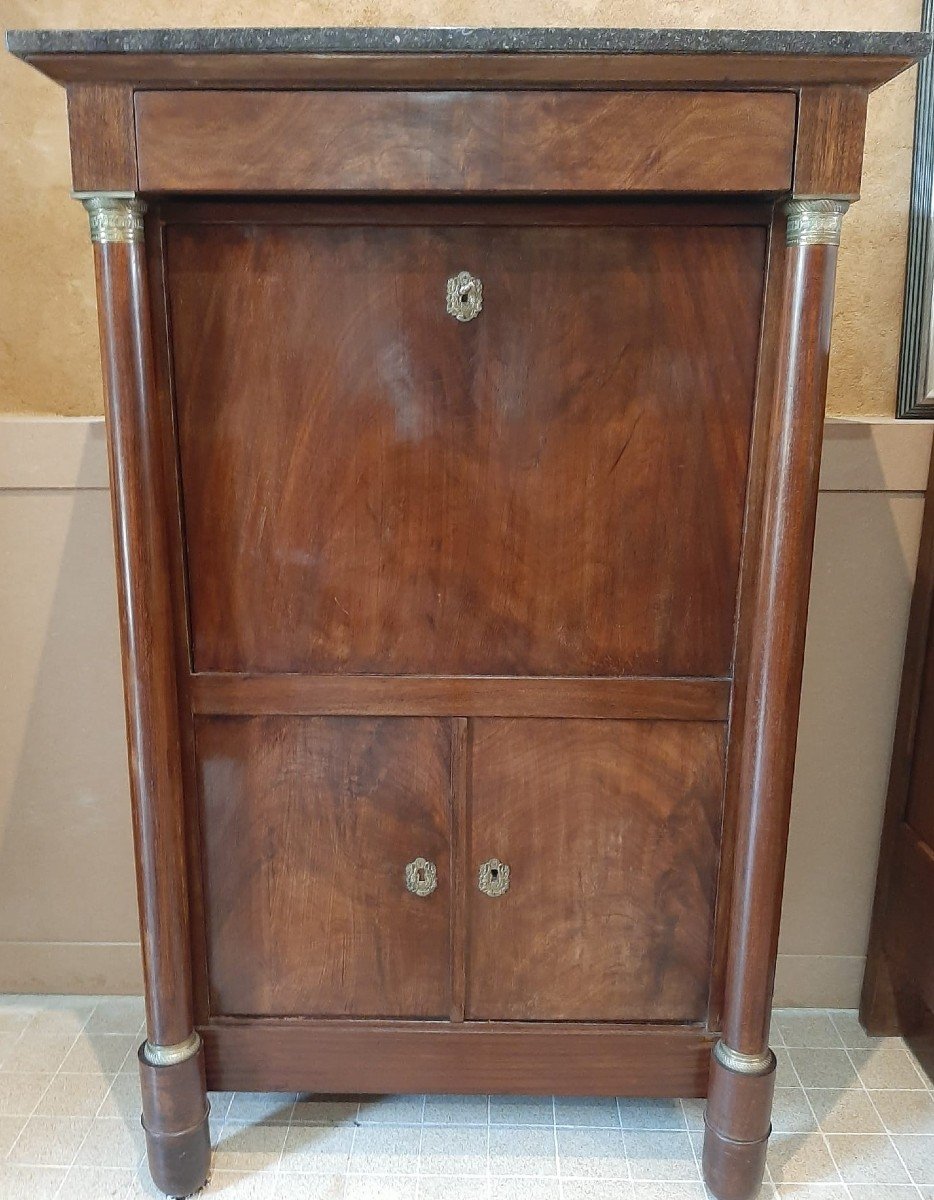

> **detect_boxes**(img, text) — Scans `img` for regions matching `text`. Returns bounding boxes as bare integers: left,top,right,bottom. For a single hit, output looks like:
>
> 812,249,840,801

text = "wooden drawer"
135,89,795,193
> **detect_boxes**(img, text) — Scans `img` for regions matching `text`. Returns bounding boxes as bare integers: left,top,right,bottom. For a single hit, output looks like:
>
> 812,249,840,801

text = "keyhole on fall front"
446,271,482,322
417,866,427,884
489,867,499,881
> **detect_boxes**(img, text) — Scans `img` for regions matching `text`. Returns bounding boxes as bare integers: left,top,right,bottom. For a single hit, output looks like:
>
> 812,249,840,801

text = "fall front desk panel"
166,201,764,1028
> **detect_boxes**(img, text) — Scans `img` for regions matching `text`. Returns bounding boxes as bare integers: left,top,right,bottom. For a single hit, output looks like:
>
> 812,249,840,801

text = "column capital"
783,198,850,247
74,192,147,244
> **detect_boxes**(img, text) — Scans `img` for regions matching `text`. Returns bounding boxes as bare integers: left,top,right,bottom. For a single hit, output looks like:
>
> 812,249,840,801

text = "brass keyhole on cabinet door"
405,857,437,898
478,857,510,897
446,270,483,322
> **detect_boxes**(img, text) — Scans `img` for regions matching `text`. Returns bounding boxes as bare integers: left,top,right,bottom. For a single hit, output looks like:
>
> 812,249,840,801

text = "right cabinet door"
467,718,725,1022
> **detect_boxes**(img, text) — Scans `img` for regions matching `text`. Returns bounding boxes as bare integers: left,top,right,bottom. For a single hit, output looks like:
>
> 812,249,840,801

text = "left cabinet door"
195,716,454,1018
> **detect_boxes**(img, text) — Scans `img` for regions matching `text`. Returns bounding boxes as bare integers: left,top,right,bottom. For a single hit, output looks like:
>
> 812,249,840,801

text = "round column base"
703,1119,770,1200
702,1043,776,1200
138,1041,211,1199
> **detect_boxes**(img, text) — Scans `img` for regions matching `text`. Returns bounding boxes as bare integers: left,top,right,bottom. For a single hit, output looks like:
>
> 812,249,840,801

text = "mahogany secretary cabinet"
8,25,930,1200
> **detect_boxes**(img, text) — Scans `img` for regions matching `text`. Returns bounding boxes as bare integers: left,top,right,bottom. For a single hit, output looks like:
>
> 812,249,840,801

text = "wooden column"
703,197,849,1200
80,194,210,1198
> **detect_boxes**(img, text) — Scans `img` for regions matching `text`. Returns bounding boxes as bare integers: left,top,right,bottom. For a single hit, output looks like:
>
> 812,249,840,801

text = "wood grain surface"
66,83,137,192
25,49,916,92
793,86,868,199
877,825,934,1017
467,719,725,1021
720,238,843,1057
189,673,731,721
136,90,795,194
169,209,766,678
197,716,454,1019
92,233,196,1049
200,1019,715,1097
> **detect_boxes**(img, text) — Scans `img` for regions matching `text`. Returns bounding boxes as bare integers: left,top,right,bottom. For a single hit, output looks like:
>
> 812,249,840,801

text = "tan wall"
0,416,930,1005
0,420,140,993
780,421,932,1005
0,0,924,418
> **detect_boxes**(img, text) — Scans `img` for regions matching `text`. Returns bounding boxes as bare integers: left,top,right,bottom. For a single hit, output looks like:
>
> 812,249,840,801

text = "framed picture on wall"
899,0,934,416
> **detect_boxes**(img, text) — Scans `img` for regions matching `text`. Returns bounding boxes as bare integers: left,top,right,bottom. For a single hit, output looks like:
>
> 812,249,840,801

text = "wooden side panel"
905,629,934,849
862,455,934,1031
201,1020,715,1097
467,719,725,1021
882,825,934,1016
862,454,934,1033
136,89,795,193
169,211,766,678
196,717,454,1019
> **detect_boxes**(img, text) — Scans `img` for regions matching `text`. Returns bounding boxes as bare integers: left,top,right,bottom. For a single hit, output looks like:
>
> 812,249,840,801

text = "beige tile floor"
0,998,933,1199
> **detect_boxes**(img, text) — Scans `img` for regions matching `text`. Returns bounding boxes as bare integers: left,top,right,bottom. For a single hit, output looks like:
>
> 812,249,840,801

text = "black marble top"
5,26,931,59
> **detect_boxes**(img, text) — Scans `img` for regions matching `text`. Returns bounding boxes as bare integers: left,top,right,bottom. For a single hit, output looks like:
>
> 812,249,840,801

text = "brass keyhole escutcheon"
405,856,438,898
478,857,510,897
446,270,483,322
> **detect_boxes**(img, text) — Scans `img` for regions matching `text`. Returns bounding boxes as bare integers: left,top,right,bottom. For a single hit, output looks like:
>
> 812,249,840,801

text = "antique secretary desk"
7,24,930,1200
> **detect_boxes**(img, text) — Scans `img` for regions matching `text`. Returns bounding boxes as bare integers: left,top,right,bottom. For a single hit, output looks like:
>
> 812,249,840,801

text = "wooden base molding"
200,1022,714,1097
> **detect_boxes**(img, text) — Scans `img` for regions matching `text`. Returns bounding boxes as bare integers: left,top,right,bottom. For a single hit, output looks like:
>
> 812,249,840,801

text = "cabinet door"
196,716,453,1018
467,719,725,1022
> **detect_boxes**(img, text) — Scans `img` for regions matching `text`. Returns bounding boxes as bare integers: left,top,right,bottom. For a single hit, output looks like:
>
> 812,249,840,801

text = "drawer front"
467,718,725,1022
137,89,795,194
196,716,453,1018
171,207,765,677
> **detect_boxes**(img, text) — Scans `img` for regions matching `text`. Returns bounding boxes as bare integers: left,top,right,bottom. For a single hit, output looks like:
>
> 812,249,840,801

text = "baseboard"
0,941,143,995
0,942,863,1008
820,418,933,491
0,416,108,489
774,954,866,1008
